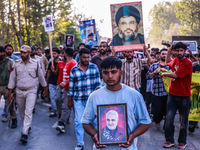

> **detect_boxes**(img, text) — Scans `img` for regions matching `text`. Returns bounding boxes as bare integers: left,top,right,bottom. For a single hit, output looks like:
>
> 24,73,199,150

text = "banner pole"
48,31,53,67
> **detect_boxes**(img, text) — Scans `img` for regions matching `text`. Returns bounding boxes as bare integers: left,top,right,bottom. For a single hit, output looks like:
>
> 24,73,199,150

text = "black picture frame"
97,103,128,145
64,34,74,48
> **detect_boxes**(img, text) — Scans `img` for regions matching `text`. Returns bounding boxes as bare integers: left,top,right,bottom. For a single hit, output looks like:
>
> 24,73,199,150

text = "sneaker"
20,134,28,143
58,121,65,126
178,143,187,149
155,123,161,129
11,119,17,128
49,112,57,117
49,107,52,112
56,125,65,133
163,142,175,148
52,121,58,128
2,117,8,122
28,127,31,134
75,145,83,150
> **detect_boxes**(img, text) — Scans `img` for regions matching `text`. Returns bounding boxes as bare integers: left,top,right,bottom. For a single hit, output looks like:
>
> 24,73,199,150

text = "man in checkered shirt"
146,48,170,129
67,48,101,150
121,46,152,92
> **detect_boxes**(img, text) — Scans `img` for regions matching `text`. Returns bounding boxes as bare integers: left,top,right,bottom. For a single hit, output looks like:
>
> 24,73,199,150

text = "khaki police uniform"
8,45,47,135
34,55,46,76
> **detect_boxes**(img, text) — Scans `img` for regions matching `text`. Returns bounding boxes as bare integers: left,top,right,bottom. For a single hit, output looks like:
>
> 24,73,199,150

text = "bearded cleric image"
113,5,144,46
100,110,126,143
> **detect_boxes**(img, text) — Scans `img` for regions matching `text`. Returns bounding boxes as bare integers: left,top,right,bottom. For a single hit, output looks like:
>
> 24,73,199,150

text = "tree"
17,0,23,46
147,1,180,47
175,0,200,36
9,0,18,51
0,0,81,51
0,0,5,46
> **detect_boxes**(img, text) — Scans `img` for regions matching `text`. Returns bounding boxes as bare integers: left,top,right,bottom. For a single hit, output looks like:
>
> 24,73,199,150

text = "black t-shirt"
48,61,58,85
91,54,103,79
193,65,200,73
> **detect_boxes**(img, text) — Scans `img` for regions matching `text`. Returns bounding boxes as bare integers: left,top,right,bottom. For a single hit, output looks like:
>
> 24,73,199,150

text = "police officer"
7,45,48,143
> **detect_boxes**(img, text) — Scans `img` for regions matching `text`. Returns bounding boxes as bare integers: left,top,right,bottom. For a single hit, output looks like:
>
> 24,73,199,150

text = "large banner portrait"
43,16,54,32
80,19,98,45
111,1,144,52
97,104,128,145
64,34,74,48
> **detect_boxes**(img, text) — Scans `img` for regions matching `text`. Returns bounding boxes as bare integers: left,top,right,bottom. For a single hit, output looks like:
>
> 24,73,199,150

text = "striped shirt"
67,62,101,102
146,62,171,96
121,58,148,89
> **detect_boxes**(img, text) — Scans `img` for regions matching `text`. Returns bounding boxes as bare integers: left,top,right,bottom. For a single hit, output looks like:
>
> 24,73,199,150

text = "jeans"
55,85,63,115
74,100,87,146
2,98,16,119
189,121,198,133
49,84,57,112
58,90,71,124
165,94,190,144
151,95,167,123
145,92,152,111
2,102,7,118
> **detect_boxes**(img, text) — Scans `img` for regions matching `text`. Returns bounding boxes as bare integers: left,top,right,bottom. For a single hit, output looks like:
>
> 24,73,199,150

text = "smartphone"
161,42,170,47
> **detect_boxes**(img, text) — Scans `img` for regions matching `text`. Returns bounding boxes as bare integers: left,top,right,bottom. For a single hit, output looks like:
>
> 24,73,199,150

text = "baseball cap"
20,45,31,52
59,45,64,48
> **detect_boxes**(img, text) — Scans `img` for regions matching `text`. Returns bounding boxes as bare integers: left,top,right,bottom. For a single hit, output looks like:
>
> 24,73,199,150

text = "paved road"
0,98,199,150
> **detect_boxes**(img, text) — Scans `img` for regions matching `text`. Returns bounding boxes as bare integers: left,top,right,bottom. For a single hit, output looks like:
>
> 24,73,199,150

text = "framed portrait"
64,34,75,48
79,19,98,45
110,2,144,51
43,16,54,32
97,103,128,145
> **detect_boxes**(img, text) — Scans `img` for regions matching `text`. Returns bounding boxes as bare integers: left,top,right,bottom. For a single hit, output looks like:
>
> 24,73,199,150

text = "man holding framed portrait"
82,56,151,149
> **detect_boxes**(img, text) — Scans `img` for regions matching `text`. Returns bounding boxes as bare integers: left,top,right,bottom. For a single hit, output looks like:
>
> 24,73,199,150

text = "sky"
71,0,177,38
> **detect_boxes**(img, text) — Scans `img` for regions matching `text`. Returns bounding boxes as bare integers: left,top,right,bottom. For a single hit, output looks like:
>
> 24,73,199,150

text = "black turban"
115,5,141,26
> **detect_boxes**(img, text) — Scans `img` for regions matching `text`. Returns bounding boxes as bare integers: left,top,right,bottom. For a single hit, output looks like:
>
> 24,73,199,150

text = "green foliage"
148,0,200,48
175,0,200,36
0,0,81,51
147,1,180,48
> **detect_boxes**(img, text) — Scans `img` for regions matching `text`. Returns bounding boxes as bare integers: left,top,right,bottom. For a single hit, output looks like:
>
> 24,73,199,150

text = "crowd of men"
0,40,199,150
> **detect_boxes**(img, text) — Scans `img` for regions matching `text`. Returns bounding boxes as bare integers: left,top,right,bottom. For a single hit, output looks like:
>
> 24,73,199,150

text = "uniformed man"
0,46,17,128
1,44,19,123
7,45,48,143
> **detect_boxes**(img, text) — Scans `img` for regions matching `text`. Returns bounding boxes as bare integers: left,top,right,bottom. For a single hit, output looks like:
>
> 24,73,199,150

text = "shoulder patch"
15,59,22,62
14,59,22,67
30,58,38,63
